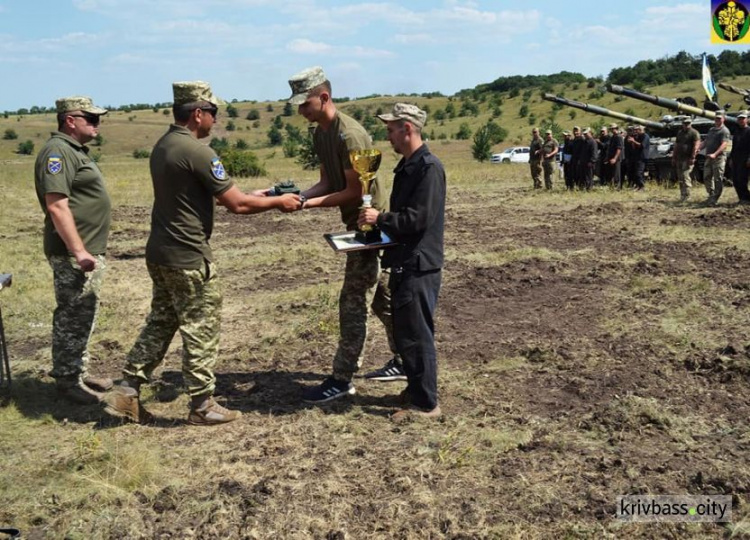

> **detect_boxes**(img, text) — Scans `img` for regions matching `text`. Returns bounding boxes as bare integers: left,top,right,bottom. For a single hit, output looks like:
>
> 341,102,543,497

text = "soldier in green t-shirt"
282,66,401,404
34,95,114,405
104,81,299,426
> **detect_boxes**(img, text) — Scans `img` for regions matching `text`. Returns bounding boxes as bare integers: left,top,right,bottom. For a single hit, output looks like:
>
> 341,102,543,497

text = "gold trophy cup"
349,149,382,243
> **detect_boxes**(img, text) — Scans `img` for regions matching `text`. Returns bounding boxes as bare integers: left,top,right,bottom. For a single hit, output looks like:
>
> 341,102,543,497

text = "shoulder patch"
210,157,226,180
47,155,63,175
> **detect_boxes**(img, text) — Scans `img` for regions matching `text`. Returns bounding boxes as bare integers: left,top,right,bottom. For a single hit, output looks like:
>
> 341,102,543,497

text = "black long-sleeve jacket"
377,144,446,272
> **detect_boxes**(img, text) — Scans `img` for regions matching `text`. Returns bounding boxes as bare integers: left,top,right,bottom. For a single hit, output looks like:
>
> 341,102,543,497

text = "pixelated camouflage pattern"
377,103,427,130
332,250,398,381
287,66,327,105
530,160,543,189
542,161,556,189
48,255,106,379
55,96,107,115
704,155,726,201
674,160,694,198
123,261,222,397
172,81,223,107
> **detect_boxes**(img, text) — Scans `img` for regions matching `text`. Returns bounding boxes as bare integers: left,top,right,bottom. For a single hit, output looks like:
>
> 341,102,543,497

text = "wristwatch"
299,195,307,209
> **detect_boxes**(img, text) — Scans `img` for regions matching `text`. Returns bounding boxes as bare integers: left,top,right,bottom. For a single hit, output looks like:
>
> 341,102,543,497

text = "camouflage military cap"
172,81,223,107
55,96,107,115
377,103,427,129
545,129,552,135
582,127,591,134
573,125,581,132
609,123,618,129
287,66,327,105
682,116,693,124
737,111,748,119
715,110,726,118
562,130,571,136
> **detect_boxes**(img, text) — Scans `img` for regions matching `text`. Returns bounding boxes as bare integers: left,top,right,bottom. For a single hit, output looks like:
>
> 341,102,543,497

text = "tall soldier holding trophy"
285,66,403,403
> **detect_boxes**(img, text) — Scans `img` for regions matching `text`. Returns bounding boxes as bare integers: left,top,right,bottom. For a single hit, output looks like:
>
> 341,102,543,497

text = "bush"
220,149,267,177
266,104,274,113
226,105,238,118
209,137,230,154
455,123,472,140
267,125,283,146
246,109,260,121
234,139,249,150
519,104,529,118
93,134,105,146
3,129,18,140
283,103,293,116
163,109,171,115
226,120,236,132
132,149,150,159
283,138,299,158
17,140,34,155
296,134,320,170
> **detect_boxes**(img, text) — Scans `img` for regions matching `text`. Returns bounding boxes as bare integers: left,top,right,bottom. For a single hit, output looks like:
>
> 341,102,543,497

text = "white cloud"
392,33,436,45
287,39,333,55
286,38,394,58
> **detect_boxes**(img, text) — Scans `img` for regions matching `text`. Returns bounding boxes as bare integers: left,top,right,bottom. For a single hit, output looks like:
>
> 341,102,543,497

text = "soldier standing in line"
606,124,624,189
529,128,544,189
541,130,559,190
699,111,731,206
580,128,598,191
104,81,299,425
596,127,610,186
729,110,750,204
628,125,650,191
671,117,701,203
570,126,584,190
34,96,114,404
282,66,402,403
561,131,574,190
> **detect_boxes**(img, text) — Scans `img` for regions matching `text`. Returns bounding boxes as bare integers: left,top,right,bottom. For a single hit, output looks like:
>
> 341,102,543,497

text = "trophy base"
355,228,382,244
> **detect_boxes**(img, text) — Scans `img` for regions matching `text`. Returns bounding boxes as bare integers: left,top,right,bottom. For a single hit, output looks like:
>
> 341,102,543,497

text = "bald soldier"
104,81,299,425
34,96,114,404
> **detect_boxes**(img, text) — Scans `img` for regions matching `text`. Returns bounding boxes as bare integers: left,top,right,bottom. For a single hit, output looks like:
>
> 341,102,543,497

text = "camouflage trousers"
530,160,543,189
674,160,694,198
332,250,397,382
703,155,726,202
48,255,106,380
542,161,556,189
123,261,221,397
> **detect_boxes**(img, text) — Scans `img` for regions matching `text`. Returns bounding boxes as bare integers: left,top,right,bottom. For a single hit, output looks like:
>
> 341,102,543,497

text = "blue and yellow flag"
701,53,718,103
711,0,750,43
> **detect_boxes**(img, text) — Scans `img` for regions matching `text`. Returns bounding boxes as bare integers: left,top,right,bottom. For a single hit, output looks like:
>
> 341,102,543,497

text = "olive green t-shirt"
313,111,387,229
145,124,233,269
673,127,700,161
34,132,111,258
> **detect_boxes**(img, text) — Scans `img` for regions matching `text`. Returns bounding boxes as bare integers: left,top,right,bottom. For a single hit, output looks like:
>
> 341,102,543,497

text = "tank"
542,93,685,181
718,82,750,106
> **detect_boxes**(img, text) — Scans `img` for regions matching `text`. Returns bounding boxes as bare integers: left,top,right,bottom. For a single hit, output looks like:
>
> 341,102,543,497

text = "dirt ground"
4,177,750,539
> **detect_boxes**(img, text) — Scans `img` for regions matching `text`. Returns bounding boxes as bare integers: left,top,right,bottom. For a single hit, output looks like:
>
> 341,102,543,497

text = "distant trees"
472,120,509,162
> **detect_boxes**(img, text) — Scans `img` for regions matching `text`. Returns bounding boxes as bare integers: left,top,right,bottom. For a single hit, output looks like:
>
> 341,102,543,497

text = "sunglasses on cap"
68,113,101,126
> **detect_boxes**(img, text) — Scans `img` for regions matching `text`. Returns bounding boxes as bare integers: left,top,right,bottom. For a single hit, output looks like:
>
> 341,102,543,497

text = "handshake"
252,180,305,213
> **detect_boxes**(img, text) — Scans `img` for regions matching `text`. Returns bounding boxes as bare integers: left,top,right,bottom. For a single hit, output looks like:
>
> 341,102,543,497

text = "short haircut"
308,80,332,98
56,113,67,131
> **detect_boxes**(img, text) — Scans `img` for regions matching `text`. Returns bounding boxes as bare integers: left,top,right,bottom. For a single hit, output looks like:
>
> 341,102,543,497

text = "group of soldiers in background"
527,110,750,206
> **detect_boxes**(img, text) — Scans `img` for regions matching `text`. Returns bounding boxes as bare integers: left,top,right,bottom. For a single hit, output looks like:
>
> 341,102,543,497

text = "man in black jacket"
358,103,445,422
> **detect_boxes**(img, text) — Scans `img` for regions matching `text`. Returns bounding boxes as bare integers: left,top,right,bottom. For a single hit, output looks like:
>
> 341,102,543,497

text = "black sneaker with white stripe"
363,357,407,382
302,377,356,403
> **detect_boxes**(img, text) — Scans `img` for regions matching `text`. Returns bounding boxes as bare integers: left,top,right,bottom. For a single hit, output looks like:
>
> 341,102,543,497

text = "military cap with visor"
287,66,328,106
55,96,107,116
737,110,748,119
377,103,427,129
172,81,223,108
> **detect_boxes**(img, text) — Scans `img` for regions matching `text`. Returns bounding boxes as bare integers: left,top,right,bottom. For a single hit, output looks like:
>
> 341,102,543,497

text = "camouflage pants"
48,255,106,380
123,261,221,397
530,160,543,189
332,250,397,382
674,160,694,198
542,161,556,189
703,155,726,202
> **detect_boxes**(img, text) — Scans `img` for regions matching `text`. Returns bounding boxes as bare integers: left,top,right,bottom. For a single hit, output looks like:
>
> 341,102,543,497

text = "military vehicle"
542,93,693,182
718,82,750,106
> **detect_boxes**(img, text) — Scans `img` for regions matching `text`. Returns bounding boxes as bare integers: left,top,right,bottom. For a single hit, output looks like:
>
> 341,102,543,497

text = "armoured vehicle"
718,82,750,106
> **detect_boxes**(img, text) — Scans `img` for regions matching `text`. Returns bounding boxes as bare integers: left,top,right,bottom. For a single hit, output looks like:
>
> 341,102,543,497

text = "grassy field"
2,92,750,538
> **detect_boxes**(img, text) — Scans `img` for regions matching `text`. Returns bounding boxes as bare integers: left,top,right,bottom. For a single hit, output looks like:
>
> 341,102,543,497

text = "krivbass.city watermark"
617,495,732,523
711,0,750,43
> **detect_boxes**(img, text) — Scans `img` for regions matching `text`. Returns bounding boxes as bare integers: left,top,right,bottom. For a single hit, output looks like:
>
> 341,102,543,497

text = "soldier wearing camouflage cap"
358,102,446,421
529,127,544,189
282,66,400,405
542,129,559,190
104,81,299,426
606,124,624,189
33,95,113,405
729,110,750,203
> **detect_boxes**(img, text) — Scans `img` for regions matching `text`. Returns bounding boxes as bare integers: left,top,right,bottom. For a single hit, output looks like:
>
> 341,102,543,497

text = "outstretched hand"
277,193,301,212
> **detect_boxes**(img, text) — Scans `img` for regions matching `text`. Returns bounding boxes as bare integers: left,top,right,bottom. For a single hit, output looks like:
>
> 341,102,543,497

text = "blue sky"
0,0,741,110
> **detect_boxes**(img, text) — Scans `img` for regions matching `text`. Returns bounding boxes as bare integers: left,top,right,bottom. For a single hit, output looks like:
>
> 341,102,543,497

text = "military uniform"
702,118,731,204
34,97,110,387
541,135,558,190
729,112,750,203
672,121,700,201
529,134,544,189
606,125,624,188
123,82,231,398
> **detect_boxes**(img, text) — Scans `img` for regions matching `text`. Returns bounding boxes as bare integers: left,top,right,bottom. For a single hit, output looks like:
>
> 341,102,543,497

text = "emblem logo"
712,0,750,42
211,157,226,180
47,155,63,175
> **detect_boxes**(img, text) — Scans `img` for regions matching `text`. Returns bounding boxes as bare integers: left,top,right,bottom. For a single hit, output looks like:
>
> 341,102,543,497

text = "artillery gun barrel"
718,82,750,97
542,93,666,131
607,84,738,125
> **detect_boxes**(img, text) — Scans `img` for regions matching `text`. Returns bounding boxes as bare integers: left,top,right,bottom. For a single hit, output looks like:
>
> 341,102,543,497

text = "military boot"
188,396,241,426
82,375,114,392
56,377,104,405
102,385,154,424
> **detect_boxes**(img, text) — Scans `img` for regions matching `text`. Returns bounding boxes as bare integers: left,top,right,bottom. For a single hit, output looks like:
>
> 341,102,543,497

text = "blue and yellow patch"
47,155,63,175
210,157,226,180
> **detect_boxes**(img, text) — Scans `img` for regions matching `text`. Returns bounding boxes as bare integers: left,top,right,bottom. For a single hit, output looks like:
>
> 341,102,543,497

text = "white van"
490,147,531,164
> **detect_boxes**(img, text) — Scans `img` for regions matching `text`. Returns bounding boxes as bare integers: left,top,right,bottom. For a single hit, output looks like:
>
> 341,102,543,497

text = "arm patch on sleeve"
211,157,226,180
47,155,63,175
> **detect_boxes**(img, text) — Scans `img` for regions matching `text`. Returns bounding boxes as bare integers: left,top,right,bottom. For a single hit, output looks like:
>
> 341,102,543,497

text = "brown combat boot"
187,396,241,426
102,385,154,424
56,378,104,405
391,404,442,424
82,375,114,392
